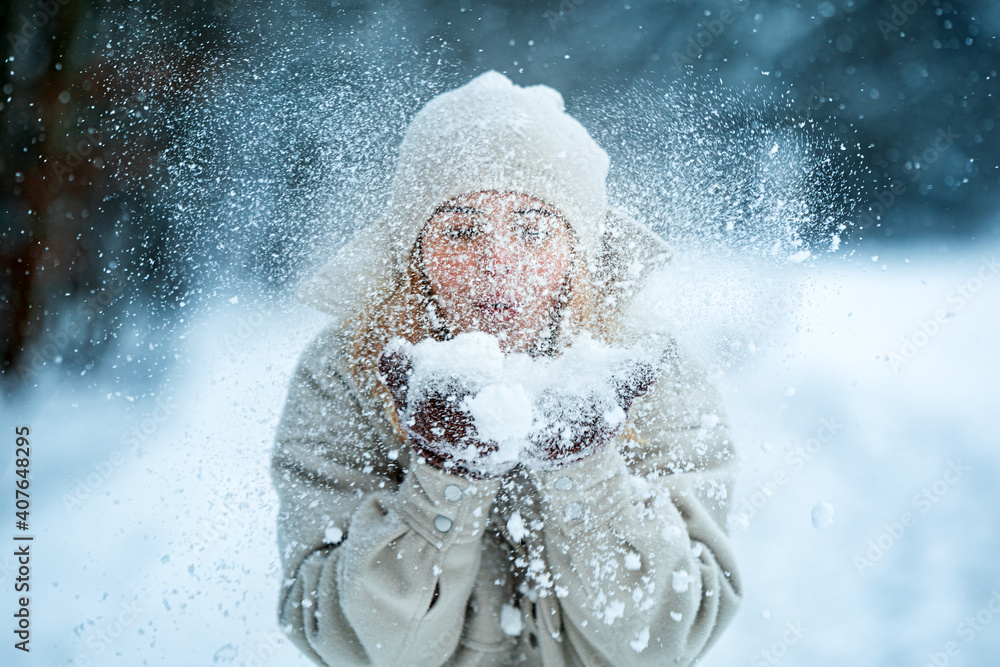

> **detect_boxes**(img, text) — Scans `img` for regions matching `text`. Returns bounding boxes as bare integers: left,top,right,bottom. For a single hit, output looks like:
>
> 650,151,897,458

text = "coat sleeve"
270,326,503,666
526,335,742,666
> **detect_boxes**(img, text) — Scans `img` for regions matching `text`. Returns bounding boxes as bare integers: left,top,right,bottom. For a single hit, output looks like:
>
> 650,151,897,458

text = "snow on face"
419,190,573,353
394,330,654,471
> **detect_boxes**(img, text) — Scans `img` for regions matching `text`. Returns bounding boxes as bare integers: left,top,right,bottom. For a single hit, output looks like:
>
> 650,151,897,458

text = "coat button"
444,484,463,502
554,476,574,491
434,515,453,532
563,502,583,520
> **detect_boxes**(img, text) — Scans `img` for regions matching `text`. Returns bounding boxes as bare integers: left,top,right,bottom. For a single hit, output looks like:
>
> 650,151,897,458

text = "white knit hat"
295,70,672,323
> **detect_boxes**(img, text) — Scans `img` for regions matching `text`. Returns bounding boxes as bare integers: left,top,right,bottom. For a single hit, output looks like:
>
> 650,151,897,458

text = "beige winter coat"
270,319,742,666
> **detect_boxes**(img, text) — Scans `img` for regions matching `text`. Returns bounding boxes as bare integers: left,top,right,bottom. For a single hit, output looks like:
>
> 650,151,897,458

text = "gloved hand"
377,345,503,480
521,358,658,471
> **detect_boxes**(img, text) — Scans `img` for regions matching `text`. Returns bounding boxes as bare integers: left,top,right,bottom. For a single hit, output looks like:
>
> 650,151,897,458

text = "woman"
271,70,741,666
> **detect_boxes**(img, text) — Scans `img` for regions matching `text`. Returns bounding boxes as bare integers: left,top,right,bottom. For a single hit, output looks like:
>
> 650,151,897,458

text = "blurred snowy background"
2,0,999,665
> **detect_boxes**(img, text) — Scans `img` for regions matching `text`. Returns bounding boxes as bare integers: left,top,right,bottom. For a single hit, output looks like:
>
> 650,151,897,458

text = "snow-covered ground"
2,240,998,666
701,240,1000,667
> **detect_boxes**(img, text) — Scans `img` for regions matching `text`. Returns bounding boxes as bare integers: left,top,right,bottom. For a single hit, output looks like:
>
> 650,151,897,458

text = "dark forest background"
2,0,998,394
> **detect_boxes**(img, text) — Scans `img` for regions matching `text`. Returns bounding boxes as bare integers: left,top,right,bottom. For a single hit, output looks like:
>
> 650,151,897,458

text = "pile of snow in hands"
383,331,657,474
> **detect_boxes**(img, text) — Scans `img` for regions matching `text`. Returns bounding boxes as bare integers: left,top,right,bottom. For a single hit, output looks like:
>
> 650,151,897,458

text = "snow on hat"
296,70,672,323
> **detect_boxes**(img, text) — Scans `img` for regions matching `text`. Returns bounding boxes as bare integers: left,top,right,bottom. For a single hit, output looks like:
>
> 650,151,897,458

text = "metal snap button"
434,514,453,533
563,502,583,520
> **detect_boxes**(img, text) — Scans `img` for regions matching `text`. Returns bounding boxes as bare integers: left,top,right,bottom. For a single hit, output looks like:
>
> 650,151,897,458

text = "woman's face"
419,190,573,353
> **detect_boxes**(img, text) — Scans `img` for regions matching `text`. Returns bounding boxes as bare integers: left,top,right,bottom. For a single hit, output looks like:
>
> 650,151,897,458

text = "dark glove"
522,358,657,471
377,345,501,479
